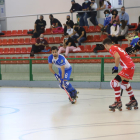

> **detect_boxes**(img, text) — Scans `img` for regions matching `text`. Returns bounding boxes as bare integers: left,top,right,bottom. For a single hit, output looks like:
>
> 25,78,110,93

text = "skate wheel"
127,107,132,110
109,109,115,112
119,108,122,111
134,106,138,110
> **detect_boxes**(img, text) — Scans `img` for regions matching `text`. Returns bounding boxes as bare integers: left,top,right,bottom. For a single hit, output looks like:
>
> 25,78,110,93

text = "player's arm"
49,63,55,74
114,52,120,67
112,52,120,74
61,65,65,79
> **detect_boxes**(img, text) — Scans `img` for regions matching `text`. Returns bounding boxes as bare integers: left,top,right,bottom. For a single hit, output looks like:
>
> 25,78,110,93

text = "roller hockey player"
48,46,78,104
103,38,138,112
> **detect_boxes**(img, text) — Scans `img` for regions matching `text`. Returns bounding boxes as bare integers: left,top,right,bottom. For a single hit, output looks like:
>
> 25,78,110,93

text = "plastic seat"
22,30,28,36
0,48,3,54
78,45,84,53
104,55,112,63
121,44,128,50
15,48,21,54
24,38,30,45
6,31,11,37
48,37,55,44
114,44,121,48
95,26,101,32
17,57,23,64
41,56,48,64
21,47,27,54
90,55,97,63
75,55,83,63
23,57,29,64
93,35,101,42
0,39,2,46
1,39,8,46
0,57,5,64
5,57,11,64
45,28,52,35
30,38,36,45
83,26,89,33
84,45,92,52
11,57,17,64
54,37,61,44
100,35,108,41
1,31,6,37
17,30,23,36
129,23,137,31
3,48,9,54
85,35,93,42
31,57,36,64
60,37,64,43
13,39,19,45
68,56,75,63
19,38,25,45
83,55,90,63
11,30,17,36
27,47,32,54
35,56,42,64
88,26,95,33
7,39,13,45
8,48,15,54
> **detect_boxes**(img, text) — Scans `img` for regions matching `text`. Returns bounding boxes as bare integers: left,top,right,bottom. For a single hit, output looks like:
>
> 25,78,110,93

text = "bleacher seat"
23,57,29,64
11,57,17,64
45,28,51,35
78,45,84,53
1,39,7,46
13,39,19,45
90,55,97,63
21,47,27,54
7,39,13,45
17,30,23,36
22,30,28,36
0,57,5,64
94,26,101,32
104,55,112,63
5,57,11,64
100,35,107,41
18,38,25,45
41,56,48,64
11,30,17,36
129,23,137,31
0,48,3,54
3,48,9,54
30,38,36,45
54,37,61,44
93,35,100,42
48,37,54,44
84,45,92,52
24,38,30,45
17,57,23,64
83,55,90,63
75,55,82,63
15,48,21,54
121,44,128,50
9,48,15,54
27,47,32,54
60,37,64,43
6,31,11,37
88,26,95,33
83,26,89,33
35,56,42,64
68,56,75,63
85,35,93,42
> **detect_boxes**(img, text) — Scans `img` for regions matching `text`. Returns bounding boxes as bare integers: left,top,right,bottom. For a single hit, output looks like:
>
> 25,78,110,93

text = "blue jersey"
48,54,71,70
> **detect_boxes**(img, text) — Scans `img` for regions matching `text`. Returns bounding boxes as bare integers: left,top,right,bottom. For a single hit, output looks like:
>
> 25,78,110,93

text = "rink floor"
0,87,140,140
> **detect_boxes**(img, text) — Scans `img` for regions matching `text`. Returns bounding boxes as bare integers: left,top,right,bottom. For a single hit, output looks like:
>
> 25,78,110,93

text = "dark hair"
51,46,58,51
66,24,71,27
111,9,118,18
120,20,126,30
133,31,138,36
113,20,117,31
121,6,125,9
104,10,110,15
103,38,113,45
74,23,78,26
50,14,53,18
99,0,105,7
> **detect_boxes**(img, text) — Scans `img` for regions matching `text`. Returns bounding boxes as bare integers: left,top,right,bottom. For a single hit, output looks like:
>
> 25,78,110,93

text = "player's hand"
54,73,60,81
112,66,118,74
60,79,64,87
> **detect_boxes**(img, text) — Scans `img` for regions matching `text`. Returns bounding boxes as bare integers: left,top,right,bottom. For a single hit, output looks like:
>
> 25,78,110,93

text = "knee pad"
121,80,130,90
110,79,120,89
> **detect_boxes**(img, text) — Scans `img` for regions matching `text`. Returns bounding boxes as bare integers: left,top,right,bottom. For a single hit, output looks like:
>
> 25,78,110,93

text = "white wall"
5,0,140,30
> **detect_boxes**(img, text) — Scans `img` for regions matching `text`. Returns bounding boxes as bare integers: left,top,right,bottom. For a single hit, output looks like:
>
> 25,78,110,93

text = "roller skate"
126,100,138,110
68,90,79,104
109,101,122,112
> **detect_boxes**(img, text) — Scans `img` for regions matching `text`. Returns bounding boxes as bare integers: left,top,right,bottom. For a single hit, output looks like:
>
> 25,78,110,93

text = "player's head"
51,46,58,57
103,38,113,50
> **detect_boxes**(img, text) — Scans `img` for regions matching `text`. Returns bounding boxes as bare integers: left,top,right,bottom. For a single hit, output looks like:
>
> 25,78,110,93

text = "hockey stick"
58,79,73,102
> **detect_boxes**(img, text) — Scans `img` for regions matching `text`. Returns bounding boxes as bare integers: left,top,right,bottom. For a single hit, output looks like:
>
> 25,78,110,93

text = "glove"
60,79,64,87
54,73,60,81
112,66,118,74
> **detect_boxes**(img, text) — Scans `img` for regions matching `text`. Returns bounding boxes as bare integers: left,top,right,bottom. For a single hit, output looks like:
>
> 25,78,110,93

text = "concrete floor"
0,87,140,140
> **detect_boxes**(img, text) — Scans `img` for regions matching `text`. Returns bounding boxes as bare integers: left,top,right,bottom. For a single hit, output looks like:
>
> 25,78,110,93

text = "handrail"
0,57,139,82
0,6,140,19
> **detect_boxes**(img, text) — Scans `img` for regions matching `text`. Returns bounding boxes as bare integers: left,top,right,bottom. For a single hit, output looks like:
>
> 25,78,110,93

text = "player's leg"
59,67,78,99
120,76,138,109
109,75,122,110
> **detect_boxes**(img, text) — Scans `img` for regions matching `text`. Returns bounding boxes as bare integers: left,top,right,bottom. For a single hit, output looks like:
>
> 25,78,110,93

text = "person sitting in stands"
28,15,46,38
49,14,62,29
30,34,48,57
58,33,81,56
63,15,74,34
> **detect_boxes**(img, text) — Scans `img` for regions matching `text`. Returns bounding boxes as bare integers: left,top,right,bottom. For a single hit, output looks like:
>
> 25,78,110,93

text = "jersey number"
65,73,68,78
118,47,126,55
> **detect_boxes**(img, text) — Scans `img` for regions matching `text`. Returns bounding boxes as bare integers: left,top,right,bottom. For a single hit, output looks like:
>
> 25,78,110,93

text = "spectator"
28,15,46,38
81,0,91,27
89,0,98,26
49,14,62,29
98,10,112,35
126,31,139,44
108,20,120,42
30,34,48,57
125,31,139,55
135,22,140,33
119,6,129,26
97,0,109,11
106,9,119,34
70,0,84,26
66,24,78,36
112,20,128,44
58,33,81,56
71,23,87,45
63,15,74,34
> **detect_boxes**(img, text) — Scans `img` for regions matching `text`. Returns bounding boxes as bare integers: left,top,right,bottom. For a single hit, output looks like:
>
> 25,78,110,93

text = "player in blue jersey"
48,46,78,103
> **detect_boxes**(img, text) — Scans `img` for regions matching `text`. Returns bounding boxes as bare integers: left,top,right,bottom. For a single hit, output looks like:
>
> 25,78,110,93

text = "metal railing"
0,57,139,82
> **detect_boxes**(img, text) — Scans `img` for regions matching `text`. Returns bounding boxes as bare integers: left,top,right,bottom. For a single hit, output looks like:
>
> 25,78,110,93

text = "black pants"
32,30,44,38
136,24,140,32
30,45,43,56
108,35,125,44
90,11,98,26
0,32,4,35
64,26,67,34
